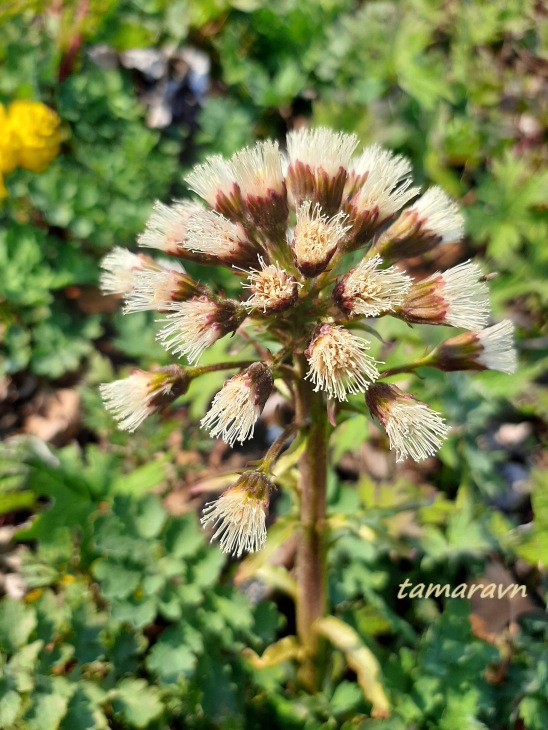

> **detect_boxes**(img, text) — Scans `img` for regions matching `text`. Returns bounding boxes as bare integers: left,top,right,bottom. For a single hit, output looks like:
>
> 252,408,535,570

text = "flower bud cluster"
100,127,517,556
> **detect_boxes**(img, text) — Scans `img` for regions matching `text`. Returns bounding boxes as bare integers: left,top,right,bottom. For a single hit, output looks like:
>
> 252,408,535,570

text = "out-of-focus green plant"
0,224,101,377
0,442,281,730
1,436,547,729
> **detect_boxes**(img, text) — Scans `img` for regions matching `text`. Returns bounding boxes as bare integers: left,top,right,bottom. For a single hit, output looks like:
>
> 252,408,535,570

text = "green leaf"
331,414,368,462
330,681,363,716
6,640,43,693
516,469,548,565
0,599,37,654
60,686,108,730
111,679,164,728
145,625,201,683
29,313,102,378
92,559,142,600
0,686,22,728
130,494,167,540
519,695,548,730
24,691,70,730
110,595,157,629
111,460,167,497
0,488,36,516
164,514,205,559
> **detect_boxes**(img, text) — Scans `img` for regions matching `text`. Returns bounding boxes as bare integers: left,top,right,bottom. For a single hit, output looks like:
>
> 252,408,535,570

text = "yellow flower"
0,103,20,174
8,100,62,173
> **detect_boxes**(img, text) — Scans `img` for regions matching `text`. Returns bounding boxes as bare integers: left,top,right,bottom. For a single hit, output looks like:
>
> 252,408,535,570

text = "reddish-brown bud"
285,128,358,215
372,187,464,261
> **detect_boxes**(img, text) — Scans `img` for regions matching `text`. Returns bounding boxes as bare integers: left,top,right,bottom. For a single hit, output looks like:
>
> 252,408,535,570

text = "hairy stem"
261,423,299,472
379,353,435,378
188,360,256,378
294,355,329,691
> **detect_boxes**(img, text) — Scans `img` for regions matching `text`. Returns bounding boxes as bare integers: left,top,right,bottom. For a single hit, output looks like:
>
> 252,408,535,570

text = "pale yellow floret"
229,140,284,198
342,255,412,317
242,257,298,312
385,402,449,462
138,200,203,253
123,264,185,313
201,374,260,446
100,248,150,295
201,488,267,557
293,201,349,268
183,208,248,260
157,299,220,364
100,372,170,432
306,325,380,401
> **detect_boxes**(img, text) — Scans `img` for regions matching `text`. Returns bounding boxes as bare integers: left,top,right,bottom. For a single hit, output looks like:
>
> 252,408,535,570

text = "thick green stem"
294,355,329,691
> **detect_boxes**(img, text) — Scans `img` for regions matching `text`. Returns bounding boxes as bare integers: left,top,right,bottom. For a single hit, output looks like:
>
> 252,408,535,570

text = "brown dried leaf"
23,389,80,445
468,562,537,642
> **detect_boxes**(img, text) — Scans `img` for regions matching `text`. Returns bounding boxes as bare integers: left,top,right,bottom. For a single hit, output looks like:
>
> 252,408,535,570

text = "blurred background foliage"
0,1,546,728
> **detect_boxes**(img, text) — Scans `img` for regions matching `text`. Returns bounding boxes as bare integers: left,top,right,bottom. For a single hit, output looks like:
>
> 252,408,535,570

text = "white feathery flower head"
434,319,517,374
100,370,178,432
201,377,258,445
184,154,236,207
292,201,350,276
477,320,517,374
183,208,252,262
100,248,152,295
229,140,284,198
287,127,359,177
242,256,299,313
200,472,271,557
384,402,449,462
409,186,464,243
156,298,223,364
439,260,490,329
349,145,419,218
305,324,380,401
351,144,413,181
123,261,187,314
396,260,490,329
366,383,449,462
138,200,203,253
335,254,412,317
201,363,272,446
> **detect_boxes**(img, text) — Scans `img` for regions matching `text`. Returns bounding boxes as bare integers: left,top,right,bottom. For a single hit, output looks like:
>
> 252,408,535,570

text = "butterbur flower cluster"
100,127,517,557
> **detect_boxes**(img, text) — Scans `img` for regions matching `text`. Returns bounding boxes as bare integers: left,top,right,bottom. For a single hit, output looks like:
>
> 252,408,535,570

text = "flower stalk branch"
188,360,257,378
260,423,299,473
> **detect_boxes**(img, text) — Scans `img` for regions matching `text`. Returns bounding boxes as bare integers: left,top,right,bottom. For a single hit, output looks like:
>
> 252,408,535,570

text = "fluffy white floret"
477,320,517,374
305,325,380,401
385,402,449,462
